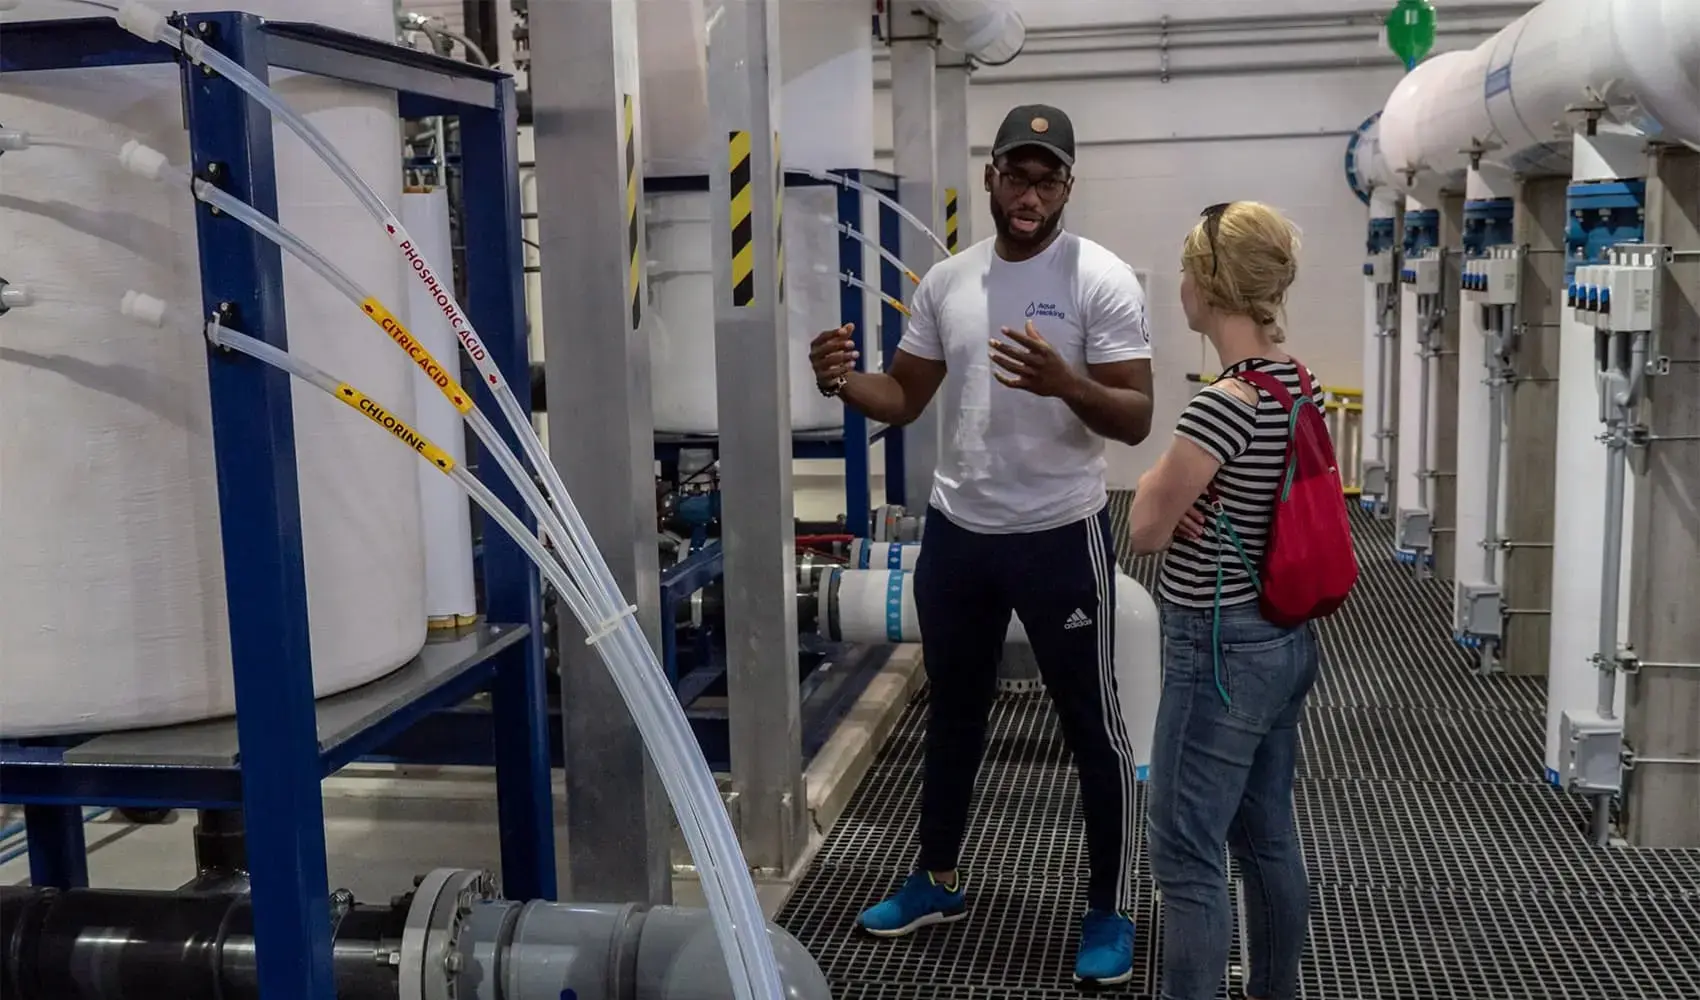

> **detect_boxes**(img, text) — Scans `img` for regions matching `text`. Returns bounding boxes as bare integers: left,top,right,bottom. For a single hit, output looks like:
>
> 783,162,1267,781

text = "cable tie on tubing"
583,604,639,646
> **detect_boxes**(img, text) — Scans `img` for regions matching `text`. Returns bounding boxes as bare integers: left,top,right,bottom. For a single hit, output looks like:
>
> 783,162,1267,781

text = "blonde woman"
1127,202,1320,1000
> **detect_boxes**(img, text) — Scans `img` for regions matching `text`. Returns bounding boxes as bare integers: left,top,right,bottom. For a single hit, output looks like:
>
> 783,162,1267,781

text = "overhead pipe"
906,0,1025,65
1369,0,1700,193
1020,3,1533,38
872,23,1508,62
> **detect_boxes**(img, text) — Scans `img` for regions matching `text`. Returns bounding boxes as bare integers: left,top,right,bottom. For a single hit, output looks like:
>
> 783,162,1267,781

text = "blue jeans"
1148,600,1319,1000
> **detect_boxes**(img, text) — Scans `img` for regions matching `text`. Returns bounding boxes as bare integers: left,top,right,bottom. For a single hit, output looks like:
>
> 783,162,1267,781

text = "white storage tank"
0,0,427,737
639,0,875,435
647,187,847,434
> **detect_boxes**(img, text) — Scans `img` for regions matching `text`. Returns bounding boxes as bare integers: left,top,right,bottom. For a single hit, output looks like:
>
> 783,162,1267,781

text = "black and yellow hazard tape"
774,131,785,304
623,94,641,330
945,187,960,254
729,130,754,306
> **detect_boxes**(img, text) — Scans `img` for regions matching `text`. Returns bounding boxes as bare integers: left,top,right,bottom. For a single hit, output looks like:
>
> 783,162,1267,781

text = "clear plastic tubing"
182,173,591,585
798,166,951,257
111,3,782,987
183,177,763,994
208,321,766,998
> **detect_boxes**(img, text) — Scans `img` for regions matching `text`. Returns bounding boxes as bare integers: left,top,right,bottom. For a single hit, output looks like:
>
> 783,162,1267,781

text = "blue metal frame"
0,14,552,998
647,167,905,531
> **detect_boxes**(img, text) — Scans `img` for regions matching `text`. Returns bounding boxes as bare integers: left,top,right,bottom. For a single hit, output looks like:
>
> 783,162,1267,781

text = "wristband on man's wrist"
818,374,848,398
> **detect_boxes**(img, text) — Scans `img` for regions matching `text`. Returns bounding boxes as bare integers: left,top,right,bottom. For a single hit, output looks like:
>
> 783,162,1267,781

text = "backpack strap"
1231,369,1295,410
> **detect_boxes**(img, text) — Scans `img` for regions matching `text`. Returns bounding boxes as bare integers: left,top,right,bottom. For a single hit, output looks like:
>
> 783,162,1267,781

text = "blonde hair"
1181,202,1302,341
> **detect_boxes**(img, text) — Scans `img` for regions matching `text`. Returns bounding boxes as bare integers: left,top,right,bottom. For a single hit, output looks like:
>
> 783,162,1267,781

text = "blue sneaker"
857,871,967,937
1074,910,1136,986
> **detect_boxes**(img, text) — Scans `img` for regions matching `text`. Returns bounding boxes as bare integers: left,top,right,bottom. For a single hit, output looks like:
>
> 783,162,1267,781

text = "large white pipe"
1373,0,1700,191
910,0,1026,65
820,566,1160,780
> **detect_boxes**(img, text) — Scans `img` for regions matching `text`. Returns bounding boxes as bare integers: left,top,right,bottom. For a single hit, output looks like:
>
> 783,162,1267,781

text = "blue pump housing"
1462,198,1515,258
1403,209,1441,256
1564,180,1647,280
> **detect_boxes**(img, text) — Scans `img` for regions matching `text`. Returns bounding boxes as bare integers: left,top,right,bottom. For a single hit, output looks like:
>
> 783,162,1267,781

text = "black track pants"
913,504,1140,914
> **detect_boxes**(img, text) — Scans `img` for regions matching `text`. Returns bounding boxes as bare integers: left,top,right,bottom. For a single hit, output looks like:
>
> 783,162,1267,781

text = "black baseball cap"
992,104,1075,167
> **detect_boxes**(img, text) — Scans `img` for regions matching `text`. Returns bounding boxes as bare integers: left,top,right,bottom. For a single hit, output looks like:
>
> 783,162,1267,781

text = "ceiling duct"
908,0,1026,65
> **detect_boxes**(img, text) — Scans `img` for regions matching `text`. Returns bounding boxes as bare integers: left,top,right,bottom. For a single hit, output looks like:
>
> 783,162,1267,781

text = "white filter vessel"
0,0,425,737
1543,130,1643,782
825,567,1162,779
647,187,847,434
401,188,477,626
645,0,874,435
1451,296,1499,589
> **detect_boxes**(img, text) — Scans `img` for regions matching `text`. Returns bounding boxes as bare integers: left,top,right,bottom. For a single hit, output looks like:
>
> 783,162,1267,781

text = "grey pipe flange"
400,868,499,1000
424,869,501,1000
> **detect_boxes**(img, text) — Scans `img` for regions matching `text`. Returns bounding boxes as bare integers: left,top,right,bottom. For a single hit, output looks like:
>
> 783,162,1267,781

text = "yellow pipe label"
360,298,473,414
335,382,456,473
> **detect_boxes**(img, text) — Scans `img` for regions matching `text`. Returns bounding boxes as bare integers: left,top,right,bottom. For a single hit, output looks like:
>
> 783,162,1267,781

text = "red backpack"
1211,364,1359,627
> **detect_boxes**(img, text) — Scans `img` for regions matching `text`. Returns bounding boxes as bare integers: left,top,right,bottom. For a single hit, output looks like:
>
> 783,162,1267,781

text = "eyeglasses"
1200,202,1232,277
994,167,1069,200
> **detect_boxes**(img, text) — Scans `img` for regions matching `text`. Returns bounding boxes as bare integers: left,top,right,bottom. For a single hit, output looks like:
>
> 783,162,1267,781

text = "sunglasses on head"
1200,202,1232,277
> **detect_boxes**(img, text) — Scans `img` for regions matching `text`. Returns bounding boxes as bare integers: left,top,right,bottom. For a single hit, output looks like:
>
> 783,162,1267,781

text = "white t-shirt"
897,231,1152,534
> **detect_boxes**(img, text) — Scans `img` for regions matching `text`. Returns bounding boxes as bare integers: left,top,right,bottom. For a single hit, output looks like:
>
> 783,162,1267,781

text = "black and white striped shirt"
1157,358,1325,609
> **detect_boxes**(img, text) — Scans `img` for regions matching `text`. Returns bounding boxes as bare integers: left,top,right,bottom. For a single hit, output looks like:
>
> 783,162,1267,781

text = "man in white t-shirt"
808,103,1154,987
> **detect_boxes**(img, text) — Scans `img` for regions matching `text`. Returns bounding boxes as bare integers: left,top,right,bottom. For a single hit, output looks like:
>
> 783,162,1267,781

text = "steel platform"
777,494,1700,999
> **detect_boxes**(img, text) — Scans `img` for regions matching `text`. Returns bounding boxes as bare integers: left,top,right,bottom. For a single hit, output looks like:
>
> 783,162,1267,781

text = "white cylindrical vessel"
401,188,478,628
1543,132,1641,782
641,0,875,436
0,0,425,737
819,567,1161,777
647,190,845,434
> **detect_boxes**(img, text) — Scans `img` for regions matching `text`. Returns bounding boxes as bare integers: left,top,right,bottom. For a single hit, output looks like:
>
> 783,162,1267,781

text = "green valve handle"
1385,0,1437,70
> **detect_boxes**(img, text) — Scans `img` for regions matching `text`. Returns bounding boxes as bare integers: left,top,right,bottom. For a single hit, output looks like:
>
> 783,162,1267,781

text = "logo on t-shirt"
1025,301,1066,321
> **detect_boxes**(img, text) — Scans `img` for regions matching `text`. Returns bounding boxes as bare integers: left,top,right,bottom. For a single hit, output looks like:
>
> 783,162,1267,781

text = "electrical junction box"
1560,710,1623,795
1364,249,1394,285
1396,507,1432,551
1571,260,1657,333
1454,582,1502,641
1361,461,1388,497
1462,250,1520,306
1400,252,1442,295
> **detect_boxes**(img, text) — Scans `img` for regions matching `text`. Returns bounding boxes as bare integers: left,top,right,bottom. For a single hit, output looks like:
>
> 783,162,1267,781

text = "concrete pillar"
1624,144,1700,847
1501,177,1567,677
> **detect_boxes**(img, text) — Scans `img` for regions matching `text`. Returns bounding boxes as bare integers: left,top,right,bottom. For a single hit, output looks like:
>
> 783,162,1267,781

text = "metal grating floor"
777,495,1700,999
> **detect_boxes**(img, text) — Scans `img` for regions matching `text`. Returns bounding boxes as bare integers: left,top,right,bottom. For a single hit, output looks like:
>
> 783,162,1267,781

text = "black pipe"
0,886,403,1000
183,808,248,893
